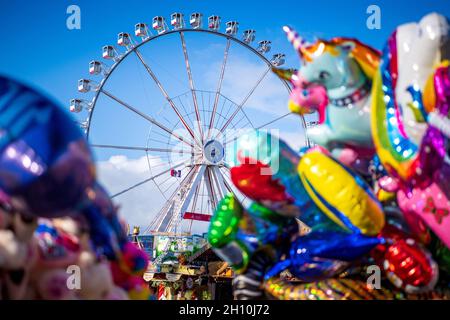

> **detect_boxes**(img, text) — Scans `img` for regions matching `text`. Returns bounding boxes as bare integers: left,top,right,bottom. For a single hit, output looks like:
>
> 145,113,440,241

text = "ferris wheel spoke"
207,38,231,141
100,89,195,149
177,96,197,130
215,67,271,139
215,99,232,131
133,48,201,147
231,115,247,128
239,106,254,128
90,143,192,154
179,31,203,141
205,168,218,209
256,112,293,130
210,165,229,199
110,160,187,199
218,167,236,194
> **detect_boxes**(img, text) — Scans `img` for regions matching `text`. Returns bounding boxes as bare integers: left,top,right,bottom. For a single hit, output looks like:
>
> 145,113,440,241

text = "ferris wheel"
70,12,308,235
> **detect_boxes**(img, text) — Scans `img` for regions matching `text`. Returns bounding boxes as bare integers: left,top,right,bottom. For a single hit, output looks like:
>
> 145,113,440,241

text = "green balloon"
208,193,243,248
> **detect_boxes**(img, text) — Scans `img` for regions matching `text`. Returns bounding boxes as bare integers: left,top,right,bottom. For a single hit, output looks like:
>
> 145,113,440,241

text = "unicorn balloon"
276,26,380,165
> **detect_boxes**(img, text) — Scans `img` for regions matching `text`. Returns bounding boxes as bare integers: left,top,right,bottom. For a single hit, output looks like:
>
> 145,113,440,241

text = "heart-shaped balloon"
397,181,450,249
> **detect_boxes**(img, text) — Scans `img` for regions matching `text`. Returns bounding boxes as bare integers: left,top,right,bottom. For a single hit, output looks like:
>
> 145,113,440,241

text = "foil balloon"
370,220,438,294
80,182,130,260
0,75,95,217
227,130,316,219
278,26,380,157
244,201,299,249
288,78,328,124
230,160,304,218
232,250,274,300
376,178,433,244
265,231,382,282
0,75,143,264
383,238,439,294
297,148,385,235
397,180,450,249
230,160,294,204
208,193,298,273
387,13,449,145
225,129,301,190
382,206,414,236
370,223,408,265
208,194,249,272
208,193,299,300
371,13,450,184
227,132,353,232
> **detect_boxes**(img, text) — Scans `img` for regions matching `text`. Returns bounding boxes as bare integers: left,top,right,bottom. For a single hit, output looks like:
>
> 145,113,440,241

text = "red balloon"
230,159,292,203
370,224,407,265
383,238,438,293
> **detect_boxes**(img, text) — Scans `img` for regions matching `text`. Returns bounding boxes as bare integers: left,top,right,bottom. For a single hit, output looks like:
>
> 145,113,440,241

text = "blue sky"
1,0,449,233
1,0,449,102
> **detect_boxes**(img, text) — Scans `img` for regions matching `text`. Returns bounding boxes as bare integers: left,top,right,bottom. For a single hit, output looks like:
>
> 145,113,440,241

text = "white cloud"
96,155,165,232
96,155,209,235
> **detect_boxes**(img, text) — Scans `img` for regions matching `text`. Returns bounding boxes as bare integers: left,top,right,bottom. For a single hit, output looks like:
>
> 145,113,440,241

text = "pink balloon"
398,182,450,249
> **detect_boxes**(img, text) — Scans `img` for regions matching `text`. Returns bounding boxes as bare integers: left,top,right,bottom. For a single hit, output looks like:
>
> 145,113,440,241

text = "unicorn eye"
318,71,330,81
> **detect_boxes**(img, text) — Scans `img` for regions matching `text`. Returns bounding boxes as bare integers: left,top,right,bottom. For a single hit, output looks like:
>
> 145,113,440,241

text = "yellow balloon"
297,150,384,235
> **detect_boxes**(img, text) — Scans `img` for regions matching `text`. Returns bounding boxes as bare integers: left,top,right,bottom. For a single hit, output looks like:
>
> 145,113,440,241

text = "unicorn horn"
283,25,308,58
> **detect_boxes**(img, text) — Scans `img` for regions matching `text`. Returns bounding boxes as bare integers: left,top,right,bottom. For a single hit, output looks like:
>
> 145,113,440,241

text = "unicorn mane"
302,38,381,80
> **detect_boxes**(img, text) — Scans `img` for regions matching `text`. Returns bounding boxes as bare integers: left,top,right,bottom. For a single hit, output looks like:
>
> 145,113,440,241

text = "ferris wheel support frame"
210,165,229,199
164,164,207,233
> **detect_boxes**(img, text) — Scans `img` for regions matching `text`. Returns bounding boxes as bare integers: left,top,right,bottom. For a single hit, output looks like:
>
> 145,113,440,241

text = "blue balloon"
265,231,383,282
0,75,95,217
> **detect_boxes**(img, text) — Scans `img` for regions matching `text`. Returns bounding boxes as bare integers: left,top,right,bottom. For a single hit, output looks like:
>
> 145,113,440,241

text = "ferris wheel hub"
203,139,225,165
